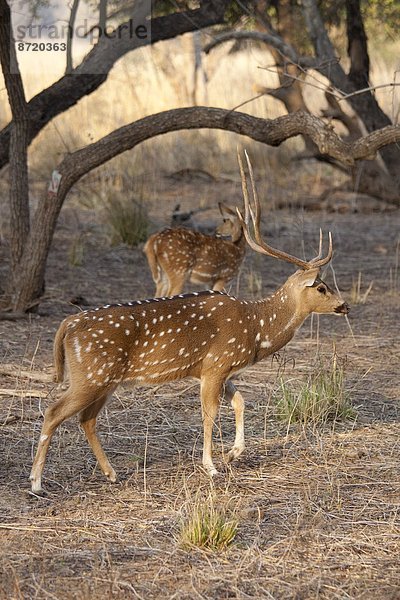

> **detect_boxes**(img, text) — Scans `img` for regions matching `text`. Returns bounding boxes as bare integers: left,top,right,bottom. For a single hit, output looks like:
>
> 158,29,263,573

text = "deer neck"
232,228,246,255
249,285,307,361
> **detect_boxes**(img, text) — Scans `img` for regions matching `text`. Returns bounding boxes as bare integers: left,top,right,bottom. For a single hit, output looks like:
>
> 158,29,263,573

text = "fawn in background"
143,202,246,297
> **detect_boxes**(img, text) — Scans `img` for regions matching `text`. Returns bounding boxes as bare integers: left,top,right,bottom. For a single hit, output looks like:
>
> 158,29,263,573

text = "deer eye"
317,285,326,294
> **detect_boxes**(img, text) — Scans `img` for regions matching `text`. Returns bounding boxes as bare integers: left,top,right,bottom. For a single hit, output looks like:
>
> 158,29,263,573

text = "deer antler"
236,150,333,270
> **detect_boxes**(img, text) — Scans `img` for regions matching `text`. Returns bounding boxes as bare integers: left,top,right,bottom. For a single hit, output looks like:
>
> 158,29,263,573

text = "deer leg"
200,376,223,477
30,386,108,494
224,380,245,463
79,394,117,483
167,273,187,296
155,269,170,297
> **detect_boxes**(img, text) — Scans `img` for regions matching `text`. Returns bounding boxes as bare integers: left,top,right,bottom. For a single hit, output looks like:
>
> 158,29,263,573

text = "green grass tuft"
275,354,356,426
179,497,238,551
104,196,149,247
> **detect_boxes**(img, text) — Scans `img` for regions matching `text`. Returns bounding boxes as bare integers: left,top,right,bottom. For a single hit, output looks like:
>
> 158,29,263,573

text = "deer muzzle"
334,302,350,315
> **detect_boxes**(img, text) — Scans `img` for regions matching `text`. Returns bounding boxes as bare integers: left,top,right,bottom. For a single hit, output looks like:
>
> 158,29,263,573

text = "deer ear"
296,268,320,287
219,202,236,219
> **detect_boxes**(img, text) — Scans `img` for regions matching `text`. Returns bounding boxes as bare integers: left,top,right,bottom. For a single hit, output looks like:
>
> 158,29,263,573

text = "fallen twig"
0,388,49,398
0,364,53,382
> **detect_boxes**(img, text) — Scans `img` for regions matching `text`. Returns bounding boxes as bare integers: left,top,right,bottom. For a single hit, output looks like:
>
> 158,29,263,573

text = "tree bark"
346,0,369,89
5,107,400,310
65,0,80,74
0,0,30,277
259,0,319,158
0,0,230,171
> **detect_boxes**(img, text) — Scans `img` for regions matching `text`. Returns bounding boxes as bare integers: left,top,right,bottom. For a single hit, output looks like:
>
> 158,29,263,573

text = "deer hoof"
29,487,47,498
226,445,245,463
203,465,219,478
105,468,117,483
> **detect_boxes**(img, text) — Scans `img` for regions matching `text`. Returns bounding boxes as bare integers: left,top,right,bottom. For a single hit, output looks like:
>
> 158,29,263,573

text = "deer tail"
143,235,161,285
53,318,69,383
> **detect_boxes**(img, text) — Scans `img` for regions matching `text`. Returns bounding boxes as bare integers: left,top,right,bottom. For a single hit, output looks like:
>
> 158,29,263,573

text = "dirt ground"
0,172,399,599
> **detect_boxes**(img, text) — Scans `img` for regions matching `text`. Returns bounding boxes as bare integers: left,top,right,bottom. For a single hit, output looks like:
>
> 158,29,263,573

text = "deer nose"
335,302,350,314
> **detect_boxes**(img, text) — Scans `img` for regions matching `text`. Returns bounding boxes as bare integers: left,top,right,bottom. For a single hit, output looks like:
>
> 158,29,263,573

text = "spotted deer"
30,154,349,495
143,202,246,297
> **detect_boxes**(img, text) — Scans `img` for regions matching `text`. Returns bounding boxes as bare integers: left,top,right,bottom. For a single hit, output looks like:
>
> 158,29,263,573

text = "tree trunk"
65,0,80,74
261,0,319,157
0,0,30,307
6,187,58,310
302,0,400,186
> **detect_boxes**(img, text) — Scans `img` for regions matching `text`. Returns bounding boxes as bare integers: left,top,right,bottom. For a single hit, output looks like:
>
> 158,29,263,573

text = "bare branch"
259,68,400,105
203,31,316,69
322,90,361,138
338,83,400,102
66,0,80,75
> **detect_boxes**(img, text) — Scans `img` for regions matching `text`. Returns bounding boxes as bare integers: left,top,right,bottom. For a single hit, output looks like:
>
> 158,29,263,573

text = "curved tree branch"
56,108,400,199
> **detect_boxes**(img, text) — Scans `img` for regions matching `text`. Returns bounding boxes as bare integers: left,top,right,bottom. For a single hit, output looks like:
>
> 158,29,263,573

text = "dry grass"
0,38,291,182
350,272,374,305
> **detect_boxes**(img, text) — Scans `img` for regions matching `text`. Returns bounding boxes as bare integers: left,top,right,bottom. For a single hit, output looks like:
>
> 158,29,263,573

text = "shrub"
104,196,149,247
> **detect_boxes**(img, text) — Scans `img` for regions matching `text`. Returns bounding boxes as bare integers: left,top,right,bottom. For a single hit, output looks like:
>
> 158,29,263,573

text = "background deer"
143,202,246,297
30,154,349,495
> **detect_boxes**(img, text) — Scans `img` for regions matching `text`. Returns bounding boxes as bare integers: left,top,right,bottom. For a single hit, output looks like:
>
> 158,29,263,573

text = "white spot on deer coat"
74,338,82,363
261,340,272,348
